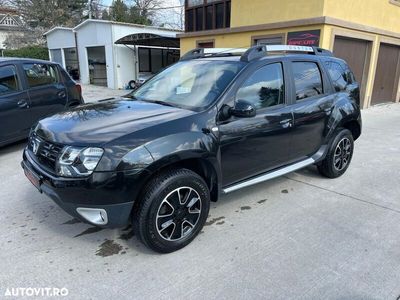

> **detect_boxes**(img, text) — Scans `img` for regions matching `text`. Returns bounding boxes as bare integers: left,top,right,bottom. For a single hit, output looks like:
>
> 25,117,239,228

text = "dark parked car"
22,46,361,253
0,58,83,147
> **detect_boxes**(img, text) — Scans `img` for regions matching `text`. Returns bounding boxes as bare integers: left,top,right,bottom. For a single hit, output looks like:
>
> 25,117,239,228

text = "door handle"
280,119,292,128
57,90,66,98
17,99,29,109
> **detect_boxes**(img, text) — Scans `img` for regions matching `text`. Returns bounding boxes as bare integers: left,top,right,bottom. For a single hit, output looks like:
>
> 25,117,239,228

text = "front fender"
144,131,221,187
145,132,216,160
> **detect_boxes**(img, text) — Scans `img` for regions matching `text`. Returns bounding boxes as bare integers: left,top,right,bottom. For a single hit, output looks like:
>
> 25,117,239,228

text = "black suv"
22,46,361,253
0,58,83,147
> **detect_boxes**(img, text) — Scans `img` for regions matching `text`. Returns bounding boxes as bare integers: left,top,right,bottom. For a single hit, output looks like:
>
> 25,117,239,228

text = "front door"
22,63,67,123
0,64,31,143
219,62,293,186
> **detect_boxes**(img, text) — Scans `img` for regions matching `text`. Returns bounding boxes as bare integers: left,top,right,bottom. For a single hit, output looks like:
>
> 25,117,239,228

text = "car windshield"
131,59,245,110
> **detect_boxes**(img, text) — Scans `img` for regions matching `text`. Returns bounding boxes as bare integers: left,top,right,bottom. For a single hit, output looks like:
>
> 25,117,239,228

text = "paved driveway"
0,103,399,299
81,84,128,102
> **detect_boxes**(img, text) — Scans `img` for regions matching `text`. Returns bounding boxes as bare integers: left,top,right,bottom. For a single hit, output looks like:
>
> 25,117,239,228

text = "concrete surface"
0,103,399,299
81,84,128,103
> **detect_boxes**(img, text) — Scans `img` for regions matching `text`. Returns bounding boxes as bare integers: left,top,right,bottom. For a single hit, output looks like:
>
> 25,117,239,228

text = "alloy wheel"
333,137,352,171
156,187,202,241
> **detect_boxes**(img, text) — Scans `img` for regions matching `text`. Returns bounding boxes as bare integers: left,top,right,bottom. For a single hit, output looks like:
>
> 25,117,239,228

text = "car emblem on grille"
32,138,41,155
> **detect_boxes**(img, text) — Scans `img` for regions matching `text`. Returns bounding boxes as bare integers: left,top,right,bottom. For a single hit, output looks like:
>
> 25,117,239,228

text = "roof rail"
312,47,333,56
180,48,248,61
240,45,333,62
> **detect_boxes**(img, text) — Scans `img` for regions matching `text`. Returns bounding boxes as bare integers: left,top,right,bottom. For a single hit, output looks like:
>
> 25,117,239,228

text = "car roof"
0,57,56,65
195,53,323,63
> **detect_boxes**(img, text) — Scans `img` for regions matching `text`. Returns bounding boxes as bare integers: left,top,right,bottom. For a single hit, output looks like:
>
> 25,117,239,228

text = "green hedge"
3,46,49,60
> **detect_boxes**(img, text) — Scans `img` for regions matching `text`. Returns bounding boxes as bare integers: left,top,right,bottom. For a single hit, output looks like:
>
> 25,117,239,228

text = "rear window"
23,63,59,87
325,61,348,92
0,65,19,95
59,67,73,83
292,62,323,100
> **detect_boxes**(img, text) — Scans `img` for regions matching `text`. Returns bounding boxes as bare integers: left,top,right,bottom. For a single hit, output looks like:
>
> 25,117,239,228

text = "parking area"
0,103,399,299
81,84,128,103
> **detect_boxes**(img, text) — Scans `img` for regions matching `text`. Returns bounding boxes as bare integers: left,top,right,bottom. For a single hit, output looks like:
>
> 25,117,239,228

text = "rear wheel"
318,129,354,178
133,168,210,253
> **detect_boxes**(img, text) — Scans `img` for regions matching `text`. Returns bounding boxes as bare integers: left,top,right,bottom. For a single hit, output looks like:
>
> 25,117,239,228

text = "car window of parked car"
236,63,285,109
23,63,59,88
0,65,19,95
345,68,356,84
292,62,323,100
132,59,245,111
325,61,348,92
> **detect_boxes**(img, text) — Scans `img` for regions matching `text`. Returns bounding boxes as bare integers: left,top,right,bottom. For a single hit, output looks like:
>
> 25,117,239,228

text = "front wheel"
318,128,354,178
133,169,210,253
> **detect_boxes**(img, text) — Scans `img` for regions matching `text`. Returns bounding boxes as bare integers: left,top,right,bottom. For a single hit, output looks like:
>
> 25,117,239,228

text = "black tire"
318,128,354,178
133,168,210,253
68,101,80,108
128,80,137,90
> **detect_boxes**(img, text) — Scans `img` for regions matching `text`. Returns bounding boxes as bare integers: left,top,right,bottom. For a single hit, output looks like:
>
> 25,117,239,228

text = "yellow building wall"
231,0,324,27
180,25,325,55
323,0,400,33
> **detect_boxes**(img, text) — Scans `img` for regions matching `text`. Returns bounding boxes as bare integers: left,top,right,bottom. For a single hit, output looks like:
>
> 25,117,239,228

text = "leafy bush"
3,46,49,60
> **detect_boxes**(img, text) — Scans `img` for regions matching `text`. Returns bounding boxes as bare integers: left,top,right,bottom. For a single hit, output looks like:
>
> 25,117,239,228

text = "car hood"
34,98,196,145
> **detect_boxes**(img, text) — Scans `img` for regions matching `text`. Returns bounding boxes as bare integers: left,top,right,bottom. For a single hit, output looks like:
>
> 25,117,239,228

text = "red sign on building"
287,30,321,46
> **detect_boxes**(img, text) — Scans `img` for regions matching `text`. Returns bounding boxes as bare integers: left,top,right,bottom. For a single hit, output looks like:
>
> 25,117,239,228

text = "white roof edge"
44,27,73,36
73,19,182,33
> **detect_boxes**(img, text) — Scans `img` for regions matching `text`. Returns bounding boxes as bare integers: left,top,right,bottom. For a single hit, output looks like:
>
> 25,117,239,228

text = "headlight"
56,146,104,177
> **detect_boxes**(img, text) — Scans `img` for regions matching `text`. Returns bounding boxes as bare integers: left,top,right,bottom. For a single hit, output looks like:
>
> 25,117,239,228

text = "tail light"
75,83,82,95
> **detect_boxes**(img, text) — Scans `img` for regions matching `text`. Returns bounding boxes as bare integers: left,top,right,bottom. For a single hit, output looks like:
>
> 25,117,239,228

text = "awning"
115,33,180,48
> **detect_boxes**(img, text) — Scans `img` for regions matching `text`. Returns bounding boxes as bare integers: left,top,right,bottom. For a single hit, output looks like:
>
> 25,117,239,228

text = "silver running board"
222,157,315,194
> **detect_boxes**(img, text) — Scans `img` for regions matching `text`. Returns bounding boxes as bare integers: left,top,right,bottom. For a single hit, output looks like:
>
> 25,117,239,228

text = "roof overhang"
44,27,73,36
115,33,180,48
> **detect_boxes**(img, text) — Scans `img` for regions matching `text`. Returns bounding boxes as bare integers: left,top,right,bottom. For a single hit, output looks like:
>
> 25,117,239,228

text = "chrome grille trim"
28,133,63,171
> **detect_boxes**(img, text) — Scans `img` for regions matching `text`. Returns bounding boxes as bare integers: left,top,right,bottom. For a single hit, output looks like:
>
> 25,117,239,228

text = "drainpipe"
74,31,81,81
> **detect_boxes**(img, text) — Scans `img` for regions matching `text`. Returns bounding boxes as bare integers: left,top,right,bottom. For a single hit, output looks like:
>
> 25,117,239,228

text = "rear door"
219,62,293,186
22,62,67,123
0,64,31,144
287,60,334,162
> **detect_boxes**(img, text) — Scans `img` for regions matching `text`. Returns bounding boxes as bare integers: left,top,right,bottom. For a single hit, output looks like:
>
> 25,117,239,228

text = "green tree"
128,5,152,25
4,46,49,60
109,0,129,22
103,0,154,25
5,0,88,48
101,8,110,20
14,0,87,29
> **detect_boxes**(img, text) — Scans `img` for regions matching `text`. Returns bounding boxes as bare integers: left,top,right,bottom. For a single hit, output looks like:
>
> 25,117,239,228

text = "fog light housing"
76,208,108,225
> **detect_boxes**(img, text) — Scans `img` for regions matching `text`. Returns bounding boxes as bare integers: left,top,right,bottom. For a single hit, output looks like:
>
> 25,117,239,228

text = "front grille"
28,134,64,172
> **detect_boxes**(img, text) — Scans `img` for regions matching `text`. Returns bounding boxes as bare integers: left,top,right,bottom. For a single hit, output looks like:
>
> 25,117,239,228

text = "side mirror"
230,100,256,118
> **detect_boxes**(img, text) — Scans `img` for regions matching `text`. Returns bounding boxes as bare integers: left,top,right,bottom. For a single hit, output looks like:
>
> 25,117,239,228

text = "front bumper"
22,149,149,228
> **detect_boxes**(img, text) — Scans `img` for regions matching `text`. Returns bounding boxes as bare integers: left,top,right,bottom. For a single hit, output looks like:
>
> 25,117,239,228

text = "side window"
292,62,323,100
345,69,356,84
23,63,59,88
0,65,19,95
325,61,348,92
236,63,284,109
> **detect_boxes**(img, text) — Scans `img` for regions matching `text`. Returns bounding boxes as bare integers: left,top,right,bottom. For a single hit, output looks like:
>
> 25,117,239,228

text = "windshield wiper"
124,94,137,100
143,99,178,108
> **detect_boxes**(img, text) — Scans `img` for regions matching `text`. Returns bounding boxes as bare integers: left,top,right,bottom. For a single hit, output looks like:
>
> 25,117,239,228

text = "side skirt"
221,146,327,194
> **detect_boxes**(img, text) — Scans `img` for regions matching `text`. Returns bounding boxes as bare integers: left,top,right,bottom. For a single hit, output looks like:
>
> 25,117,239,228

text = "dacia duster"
22,45,362,253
